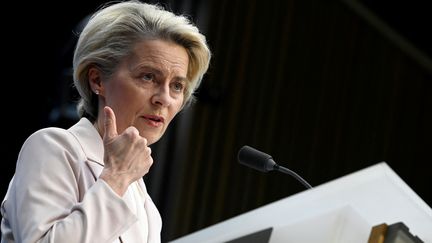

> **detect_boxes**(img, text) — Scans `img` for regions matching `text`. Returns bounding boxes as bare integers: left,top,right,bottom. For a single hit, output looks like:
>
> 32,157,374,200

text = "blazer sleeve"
3,128,138,243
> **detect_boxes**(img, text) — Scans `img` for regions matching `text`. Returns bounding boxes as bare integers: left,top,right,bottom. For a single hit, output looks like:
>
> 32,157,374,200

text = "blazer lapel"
68,118,105,179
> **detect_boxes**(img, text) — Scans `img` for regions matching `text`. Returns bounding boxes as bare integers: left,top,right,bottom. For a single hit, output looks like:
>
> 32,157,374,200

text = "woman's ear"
88,66,104,95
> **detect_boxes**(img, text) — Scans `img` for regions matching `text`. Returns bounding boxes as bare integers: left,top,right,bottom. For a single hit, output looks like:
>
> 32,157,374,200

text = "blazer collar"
68,118,104,166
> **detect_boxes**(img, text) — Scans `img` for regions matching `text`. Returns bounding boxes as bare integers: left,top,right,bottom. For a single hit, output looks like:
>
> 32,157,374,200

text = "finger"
140,142,151,157
104,106,118,140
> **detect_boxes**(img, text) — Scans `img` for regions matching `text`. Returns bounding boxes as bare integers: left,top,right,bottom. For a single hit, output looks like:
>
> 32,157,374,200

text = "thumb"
103,106,118,140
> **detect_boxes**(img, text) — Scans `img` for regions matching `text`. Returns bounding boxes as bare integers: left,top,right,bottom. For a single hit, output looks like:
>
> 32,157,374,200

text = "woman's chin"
142,133,162,146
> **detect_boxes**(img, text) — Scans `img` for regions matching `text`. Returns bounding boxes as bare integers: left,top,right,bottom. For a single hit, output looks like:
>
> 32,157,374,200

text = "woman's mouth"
142,115,164,127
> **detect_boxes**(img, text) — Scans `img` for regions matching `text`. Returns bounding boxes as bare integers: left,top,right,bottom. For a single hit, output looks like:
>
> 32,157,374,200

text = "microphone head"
238,145,276,172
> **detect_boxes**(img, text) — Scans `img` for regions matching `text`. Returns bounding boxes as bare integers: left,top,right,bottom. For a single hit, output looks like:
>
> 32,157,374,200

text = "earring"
94,90,100,95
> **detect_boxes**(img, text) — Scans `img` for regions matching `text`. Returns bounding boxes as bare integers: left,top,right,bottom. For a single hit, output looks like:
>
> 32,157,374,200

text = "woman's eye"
172,82,184,92
142,73,154,81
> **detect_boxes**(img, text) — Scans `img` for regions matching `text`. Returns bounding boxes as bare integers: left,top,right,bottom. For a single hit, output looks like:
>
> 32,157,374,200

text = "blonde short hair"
73,0,211,121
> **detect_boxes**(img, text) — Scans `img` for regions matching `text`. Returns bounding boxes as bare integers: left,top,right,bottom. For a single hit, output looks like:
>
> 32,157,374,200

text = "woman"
0,1,211,242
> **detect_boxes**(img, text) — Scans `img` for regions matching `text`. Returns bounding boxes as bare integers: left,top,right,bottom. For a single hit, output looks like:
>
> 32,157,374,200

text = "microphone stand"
273,164,313,189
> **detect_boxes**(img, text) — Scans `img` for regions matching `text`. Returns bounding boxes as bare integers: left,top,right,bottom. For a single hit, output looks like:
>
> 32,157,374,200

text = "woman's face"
93,39,189,145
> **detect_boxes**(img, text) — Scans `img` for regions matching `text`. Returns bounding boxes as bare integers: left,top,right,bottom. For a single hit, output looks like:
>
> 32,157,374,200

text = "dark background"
1,0,431,242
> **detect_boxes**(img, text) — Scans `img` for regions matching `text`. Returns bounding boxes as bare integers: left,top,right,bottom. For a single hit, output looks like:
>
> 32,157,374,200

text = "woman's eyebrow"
133,65,188,81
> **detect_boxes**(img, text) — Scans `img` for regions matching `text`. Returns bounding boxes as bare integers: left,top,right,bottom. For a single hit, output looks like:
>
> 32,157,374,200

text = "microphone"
238,145,312,189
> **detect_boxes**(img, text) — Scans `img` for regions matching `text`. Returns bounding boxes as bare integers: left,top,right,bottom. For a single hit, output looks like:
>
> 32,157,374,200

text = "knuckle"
125,127,139,139
148,156,154,166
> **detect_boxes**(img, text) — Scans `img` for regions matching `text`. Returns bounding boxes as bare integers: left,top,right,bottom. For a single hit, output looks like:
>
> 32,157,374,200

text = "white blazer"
1,118,162,243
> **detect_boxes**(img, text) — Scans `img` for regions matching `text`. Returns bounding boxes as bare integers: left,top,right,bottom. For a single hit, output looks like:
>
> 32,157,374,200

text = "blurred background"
1,0,431,242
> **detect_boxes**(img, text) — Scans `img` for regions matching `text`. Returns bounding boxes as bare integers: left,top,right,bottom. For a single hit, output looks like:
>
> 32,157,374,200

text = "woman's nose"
151,83,171,107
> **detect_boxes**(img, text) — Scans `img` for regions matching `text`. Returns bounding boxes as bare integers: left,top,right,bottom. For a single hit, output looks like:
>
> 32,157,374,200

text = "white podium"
170,162,432,243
